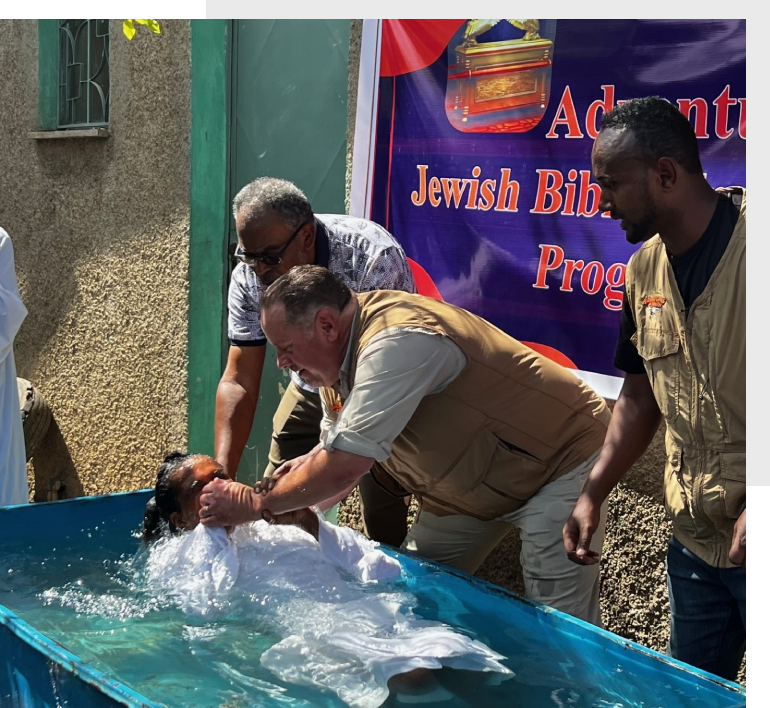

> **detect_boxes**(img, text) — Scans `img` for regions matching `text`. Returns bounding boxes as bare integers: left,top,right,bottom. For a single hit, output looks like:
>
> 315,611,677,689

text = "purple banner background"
369,19,746,376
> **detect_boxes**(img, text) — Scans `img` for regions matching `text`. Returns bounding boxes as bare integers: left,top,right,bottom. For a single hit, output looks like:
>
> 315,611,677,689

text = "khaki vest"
625,188,746,568
321,291,610,520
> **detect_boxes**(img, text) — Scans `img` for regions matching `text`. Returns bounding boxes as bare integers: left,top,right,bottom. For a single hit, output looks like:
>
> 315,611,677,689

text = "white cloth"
0,228,28,506
145,517,511,708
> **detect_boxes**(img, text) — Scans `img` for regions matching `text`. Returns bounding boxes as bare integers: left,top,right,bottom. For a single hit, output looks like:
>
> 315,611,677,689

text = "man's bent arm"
199,448,373,527
317,479,359,513
564,373,661,562
262,448,373,516
215,345,266,478
582,373,662,502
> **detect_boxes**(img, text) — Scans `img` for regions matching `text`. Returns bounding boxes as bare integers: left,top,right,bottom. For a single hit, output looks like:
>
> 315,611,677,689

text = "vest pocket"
482,440,550,503
634,328,680,422
719,451,746,520
664,442,689,519
424,431,548,520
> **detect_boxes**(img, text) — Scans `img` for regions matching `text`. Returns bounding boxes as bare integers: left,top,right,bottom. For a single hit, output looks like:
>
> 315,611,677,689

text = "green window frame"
38,19,110,130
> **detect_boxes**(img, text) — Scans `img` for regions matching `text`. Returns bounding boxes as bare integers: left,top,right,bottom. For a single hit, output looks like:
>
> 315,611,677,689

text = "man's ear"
316,308,339,339
300,221,316,250
656,157,678,192
169,511,184,530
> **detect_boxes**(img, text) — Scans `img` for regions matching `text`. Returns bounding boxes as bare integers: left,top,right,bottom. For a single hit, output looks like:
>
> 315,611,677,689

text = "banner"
350,19,746,399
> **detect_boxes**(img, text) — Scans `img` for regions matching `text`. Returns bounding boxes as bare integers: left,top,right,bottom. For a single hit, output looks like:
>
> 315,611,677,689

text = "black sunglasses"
235,220,311,268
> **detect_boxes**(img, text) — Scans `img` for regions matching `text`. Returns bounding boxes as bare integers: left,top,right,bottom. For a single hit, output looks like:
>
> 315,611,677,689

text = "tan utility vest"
625,188,746,568
321,291,610,520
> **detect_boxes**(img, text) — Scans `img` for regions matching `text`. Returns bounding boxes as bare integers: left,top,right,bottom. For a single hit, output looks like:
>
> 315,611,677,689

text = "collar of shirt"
314,217,331,269
667,193,736,266
337,299,359,399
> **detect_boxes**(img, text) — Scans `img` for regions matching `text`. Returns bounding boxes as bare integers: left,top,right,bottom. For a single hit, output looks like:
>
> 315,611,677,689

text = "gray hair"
232,177,314,230
262,265,352,329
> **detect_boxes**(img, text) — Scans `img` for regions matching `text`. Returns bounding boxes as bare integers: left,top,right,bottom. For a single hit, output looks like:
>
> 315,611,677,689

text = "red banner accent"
380,20,466,77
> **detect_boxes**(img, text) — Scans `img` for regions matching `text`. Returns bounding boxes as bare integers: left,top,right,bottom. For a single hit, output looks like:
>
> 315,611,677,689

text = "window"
58,20,110,128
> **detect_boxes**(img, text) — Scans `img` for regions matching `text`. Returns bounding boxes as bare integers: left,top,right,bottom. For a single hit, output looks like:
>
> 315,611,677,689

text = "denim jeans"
667,536,746,680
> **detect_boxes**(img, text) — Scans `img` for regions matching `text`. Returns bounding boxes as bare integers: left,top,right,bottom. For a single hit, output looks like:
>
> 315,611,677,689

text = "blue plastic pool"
0,491,747,707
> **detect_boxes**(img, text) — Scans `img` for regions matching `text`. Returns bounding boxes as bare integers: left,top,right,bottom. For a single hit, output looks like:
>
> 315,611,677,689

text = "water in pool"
0,517,745,708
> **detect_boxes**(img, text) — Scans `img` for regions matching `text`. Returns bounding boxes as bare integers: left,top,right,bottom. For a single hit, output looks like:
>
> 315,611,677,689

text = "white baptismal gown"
145,517,511,707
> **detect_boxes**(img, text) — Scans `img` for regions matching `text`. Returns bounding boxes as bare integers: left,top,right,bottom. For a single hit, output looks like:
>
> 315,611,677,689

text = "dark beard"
625,194,657,245
625,217,656,245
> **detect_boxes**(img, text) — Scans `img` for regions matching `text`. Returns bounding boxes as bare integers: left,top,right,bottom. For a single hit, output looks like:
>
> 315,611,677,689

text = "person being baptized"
141,452,512,707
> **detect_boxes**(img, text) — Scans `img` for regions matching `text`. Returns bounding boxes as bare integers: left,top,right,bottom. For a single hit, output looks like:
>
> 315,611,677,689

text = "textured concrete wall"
0,20,191,497
342,21,750,679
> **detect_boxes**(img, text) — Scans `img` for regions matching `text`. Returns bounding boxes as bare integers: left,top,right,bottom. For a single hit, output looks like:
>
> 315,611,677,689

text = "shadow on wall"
10,165,191,496
15,138,114,374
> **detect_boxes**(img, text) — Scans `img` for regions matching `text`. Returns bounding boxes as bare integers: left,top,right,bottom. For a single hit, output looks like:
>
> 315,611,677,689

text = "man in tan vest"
199,265,612,624
563,97,745,680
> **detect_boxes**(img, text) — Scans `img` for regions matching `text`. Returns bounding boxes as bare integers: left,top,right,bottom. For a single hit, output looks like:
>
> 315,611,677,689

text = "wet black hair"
601,96,703,175
142,451,194,544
